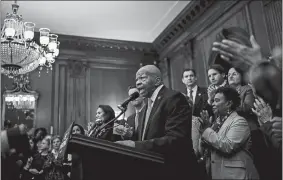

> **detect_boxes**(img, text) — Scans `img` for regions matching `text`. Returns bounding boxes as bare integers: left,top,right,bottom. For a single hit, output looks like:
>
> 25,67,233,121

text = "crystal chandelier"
1,1,60,78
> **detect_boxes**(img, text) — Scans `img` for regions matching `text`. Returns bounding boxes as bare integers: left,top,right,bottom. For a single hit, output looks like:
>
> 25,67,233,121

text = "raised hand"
212,35,263,68
199,110,212,129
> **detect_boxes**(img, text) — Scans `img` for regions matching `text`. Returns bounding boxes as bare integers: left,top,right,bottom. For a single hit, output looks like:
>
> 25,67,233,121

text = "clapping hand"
29,169,39,175
252,96,273,126
114,125,133,137
207,85,217,104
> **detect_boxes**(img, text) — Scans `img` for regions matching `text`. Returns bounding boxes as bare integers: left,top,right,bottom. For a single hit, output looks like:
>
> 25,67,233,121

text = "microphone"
117,91,139,110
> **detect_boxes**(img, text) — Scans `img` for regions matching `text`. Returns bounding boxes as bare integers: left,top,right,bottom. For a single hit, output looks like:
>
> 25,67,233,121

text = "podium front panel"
67,134,165,180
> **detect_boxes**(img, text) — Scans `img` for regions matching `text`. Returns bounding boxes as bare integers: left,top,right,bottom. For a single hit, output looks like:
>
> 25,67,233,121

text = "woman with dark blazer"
227,67,258,130
87,105,121,141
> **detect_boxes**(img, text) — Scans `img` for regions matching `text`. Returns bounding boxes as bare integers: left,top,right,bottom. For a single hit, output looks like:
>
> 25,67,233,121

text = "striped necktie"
134,112,139,131
189,89,194,104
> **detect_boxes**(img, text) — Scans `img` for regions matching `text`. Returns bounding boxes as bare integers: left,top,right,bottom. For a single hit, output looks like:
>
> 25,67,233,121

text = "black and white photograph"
1,1,282,180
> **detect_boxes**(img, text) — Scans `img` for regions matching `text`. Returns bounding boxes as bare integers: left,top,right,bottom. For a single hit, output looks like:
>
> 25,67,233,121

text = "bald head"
137,65,162,79
135,65,163,97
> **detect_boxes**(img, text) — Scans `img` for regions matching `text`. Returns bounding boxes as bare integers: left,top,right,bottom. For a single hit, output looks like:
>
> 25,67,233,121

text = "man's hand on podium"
115,140,135,148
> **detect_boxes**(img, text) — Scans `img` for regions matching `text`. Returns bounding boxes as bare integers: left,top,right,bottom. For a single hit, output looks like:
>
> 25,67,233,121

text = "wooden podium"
67,134,165,180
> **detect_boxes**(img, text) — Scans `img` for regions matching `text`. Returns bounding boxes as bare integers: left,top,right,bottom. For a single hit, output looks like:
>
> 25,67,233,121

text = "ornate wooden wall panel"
262,0,282,50
169,42,193,92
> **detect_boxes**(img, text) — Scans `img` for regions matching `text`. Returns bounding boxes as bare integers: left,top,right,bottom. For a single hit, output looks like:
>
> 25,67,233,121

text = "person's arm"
135,93,191,153
201,117,250,154
260,117,282,152
192,116,202,157
239,87,255,113
1,125,30,155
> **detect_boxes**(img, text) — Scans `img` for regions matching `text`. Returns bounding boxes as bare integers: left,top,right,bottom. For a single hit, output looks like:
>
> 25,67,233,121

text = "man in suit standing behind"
116,65,203,179
182,69,208,117
126,86,145,140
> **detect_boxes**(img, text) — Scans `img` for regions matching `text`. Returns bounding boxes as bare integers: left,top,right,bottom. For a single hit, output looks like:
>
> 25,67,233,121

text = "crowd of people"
1,27,282,180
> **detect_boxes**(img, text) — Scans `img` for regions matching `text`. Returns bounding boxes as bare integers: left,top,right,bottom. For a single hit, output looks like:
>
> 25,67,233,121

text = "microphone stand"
95,106,127,136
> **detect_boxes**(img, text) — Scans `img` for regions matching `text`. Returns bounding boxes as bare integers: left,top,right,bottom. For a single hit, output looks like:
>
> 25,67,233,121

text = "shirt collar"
187,85,198,92
135,104,145,113
150,84,164,103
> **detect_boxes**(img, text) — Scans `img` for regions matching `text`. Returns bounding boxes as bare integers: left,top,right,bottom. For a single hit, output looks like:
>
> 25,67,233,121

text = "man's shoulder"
163,87,183,97
197,86,207,92
162,87,190,103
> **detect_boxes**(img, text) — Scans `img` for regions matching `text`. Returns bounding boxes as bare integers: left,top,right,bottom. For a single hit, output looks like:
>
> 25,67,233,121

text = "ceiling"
1,1,190,43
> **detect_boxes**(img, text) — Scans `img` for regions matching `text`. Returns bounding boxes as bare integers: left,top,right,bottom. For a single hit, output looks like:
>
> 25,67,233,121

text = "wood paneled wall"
156,0,282,91
53,59,138,137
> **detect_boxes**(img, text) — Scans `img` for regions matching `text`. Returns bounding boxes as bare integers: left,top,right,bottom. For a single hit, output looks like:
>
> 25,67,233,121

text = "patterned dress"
43,153,67,180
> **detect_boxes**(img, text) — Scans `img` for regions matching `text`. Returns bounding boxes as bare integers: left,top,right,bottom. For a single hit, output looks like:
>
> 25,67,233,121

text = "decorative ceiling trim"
57,55,139,66
153,0,215,52
56,59,138,71
33,32,157,54
57,34,157,54
156,0,243,59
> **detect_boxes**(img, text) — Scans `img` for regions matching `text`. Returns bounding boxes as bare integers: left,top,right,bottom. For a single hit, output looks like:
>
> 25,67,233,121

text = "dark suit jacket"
191,86,208,117
135,86,204,179
125,114,138,140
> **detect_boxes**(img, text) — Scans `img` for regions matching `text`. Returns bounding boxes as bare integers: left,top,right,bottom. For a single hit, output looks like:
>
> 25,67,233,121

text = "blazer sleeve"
239,87,255,113
135,93,191,154
192,116,201,157
201,116,250,154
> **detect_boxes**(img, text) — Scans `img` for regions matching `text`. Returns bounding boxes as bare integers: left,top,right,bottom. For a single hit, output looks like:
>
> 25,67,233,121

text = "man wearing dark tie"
126,86,145,140
116,65,203,179
182,69,208,117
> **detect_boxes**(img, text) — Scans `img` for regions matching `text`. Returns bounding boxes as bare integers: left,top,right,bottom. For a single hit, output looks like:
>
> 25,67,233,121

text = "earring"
227,108,231,115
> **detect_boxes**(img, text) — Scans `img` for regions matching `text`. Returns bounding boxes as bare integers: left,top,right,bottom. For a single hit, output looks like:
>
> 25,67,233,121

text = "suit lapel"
143,86,166,139
194,87,202,107
218,112,238,136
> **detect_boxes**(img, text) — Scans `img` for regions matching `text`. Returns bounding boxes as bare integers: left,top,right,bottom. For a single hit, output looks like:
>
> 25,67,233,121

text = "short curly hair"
214,86,241,111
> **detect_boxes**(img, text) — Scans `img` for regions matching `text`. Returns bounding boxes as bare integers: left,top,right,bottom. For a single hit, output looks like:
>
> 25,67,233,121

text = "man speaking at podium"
116,65,202,179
